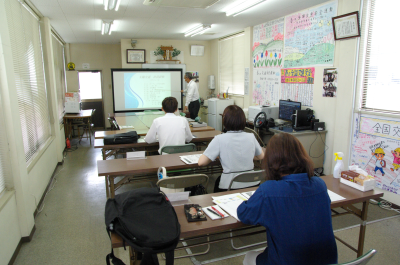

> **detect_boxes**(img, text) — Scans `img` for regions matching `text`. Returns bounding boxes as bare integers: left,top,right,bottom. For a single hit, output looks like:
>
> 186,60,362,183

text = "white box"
65,102,81,113
340,177,376,192
65,92,81,113
248,106,279,122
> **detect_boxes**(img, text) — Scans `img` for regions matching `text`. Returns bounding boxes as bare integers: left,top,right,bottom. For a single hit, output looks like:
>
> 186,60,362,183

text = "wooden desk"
97,151,222,198
95,130,221,160
111,176,383,260
63,109,93,140
95,126,215,139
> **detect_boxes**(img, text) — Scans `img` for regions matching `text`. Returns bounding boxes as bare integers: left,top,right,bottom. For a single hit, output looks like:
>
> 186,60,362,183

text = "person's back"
238,174,337,265
144,97,193,154
237,133,337,265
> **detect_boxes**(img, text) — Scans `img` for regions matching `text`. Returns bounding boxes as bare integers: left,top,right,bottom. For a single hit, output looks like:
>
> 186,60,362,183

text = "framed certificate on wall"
190,45,204,56
332,12,361,40
127,49,146,63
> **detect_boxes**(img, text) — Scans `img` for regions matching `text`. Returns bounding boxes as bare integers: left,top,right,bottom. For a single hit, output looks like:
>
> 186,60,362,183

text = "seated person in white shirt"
198,105,265,192
144,97,193,154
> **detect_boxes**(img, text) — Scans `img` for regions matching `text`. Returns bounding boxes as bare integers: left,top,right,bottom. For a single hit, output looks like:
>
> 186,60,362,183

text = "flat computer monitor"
279,100,301,121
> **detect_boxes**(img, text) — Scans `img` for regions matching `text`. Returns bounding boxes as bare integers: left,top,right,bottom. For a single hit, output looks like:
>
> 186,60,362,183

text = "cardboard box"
340,177,375,192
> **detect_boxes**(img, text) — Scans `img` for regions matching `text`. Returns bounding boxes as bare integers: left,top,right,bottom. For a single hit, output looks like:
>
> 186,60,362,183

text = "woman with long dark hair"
238,133,337,265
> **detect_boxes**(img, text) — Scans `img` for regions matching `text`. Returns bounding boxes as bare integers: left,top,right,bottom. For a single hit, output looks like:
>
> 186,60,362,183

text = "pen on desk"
211,206,224,217
206,208,221,218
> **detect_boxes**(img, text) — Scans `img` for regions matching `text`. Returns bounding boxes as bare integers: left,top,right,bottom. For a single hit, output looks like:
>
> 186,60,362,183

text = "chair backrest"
108,117,120,130
157,174,209,190
160,143,197,155
336,249,377,265
227,170,265,191
244,127,265,147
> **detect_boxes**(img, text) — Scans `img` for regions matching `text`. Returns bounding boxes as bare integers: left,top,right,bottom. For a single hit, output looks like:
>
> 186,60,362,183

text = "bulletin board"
351,113,400,195
252,1,337,108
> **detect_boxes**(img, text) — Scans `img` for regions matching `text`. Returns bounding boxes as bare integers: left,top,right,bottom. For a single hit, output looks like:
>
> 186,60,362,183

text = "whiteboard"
142,64,186,89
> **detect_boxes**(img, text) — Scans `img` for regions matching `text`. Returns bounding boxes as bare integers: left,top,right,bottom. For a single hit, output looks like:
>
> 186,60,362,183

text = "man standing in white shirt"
183,72,200,119
144,97,193,154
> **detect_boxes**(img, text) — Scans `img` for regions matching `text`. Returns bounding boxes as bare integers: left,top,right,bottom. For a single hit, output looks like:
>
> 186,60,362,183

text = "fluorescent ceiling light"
101,20,114,35
184,24,212,37
226,0,267,17
104,0,121,11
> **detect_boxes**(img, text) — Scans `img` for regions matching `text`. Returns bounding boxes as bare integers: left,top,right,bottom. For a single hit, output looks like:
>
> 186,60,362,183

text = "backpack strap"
165,250,175,265
106,228,126,265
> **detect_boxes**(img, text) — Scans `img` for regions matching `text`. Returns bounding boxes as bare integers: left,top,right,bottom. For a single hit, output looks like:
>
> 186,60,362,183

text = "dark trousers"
188,100,200,119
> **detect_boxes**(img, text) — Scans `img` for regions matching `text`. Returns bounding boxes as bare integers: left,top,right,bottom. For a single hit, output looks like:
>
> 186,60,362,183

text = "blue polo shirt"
237,173,337,265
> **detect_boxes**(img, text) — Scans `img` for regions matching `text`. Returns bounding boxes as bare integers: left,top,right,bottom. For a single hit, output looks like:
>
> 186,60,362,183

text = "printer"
248,106,279,123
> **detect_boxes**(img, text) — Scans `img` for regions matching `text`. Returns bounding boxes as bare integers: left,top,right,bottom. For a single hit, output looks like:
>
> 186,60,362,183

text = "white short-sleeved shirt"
185,80,199,106
144,113,193,154
203,131,262,189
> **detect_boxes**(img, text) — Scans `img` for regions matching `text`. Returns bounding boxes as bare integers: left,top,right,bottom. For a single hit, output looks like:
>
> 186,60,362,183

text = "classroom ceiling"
29,0,329,44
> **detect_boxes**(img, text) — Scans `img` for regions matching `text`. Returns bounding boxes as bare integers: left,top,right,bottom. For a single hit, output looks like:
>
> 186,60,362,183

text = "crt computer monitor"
279,100,301,121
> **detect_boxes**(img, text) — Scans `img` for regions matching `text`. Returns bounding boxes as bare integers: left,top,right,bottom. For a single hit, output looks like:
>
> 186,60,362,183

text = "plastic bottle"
333,152,344,179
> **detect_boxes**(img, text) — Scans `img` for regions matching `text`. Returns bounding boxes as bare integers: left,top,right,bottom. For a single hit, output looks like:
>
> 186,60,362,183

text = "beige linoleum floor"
13,140,400,265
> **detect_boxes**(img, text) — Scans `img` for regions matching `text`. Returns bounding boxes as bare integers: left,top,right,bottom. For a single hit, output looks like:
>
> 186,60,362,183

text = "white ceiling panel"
28,0,330,43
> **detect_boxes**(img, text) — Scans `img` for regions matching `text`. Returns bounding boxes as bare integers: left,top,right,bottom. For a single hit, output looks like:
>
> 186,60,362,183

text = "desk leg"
105,176,110,198
129,247,138,265
357,200,369,257
110,176,115,198
102,148,106,160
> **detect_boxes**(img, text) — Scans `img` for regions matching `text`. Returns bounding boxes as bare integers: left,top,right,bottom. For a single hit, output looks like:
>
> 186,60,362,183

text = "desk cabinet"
262,128,327,168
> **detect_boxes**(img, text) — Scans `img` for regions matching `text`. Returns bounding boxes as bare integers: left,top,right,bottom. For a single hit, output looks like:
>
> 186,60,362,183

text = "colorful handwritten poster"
281,67,315,84
280,83,313,107
253,18,284,68
253,69,281,106
351,114,400,195
284,1,337,67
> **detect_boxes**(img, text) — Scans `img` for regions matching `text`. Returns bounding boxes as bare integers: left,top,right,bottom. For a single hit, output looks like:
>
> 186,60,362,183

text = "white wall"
0,1,64,262
120,39,213,102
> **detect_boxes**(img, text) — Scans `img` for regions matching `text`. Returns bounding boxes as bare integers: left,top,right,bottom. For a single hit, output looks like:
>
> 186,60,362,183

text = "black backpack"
105,188,180,265
104,131,139,145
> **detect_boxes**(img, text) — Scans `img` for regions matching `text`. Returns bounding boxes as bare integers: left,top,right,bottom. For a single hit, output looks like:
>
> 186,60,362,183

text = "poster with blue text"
284,1,337,68
252,18,284,106
351,114,400,195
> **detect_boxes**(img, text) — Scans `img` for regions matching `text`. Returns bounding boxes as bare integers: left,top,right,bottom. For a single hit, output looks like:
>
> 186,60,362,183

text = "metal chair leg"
162,236,210,259
230,230,267,250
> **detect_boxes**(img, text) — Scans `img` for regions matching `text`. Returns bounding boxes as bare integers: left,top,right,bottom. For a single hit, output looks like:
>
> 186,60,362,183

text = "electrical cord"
370,199,400,214
31,165,64,218
309,131,329,158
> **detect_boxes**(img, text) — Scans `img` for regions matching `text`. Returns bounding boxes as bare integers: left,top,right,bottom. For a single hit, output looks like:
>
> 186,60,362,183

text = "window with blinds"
358,0,400,114
5,0,51,163
51,33,67,123
219,32,245,95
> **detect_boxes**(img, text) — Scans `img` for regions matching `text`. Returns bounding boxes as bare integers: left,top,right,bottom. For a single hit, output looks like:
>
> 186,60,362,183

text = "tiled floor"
13,140,400,264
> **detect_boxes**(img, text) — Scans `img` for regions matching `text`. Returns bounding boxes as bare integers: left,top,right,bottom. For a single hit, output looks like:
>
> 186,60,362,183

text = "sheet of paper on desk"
327,190,346,201
166,192,190,206
241,191,256,199
120,125,135,129
137,138,145,143
126,151,146,160
203,206,229,220
212,193,248,221
180,154,202,164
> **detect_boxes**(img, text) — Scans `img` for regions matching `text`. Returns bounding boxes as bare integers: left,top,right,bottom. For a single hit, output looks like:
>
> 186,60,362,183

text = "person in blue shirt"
237,132,337,265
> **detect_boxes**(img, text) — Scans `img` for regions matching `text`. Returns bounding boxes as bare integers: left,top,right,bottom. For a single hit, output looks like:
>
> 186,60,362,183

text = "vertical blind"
51,33,66,123
5,0,51,163
359,0,400,113
219,32,245,95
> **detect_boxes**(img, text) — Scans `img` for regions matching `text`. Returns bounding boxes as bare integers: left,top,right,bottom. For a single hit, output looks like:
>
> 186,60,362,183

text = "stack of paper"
191,122,207,127
180,154,202,164
212,193,248,221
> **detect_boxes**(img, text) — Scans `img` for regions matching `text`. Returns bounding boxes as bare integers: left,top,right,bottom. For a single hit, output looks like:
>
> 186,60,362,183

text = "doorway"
78,71,105,129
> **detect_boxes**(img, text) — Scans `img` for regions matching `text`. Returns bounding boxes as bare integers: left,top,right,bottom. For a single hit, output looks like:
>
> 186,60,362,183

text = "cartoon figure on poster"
391,148,400,172
371,148,386,176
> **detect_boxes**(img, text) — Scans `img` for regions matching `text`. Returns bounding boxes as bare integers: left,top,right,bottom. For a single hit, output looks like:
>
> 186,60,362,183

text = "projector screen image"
111,69,183,112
